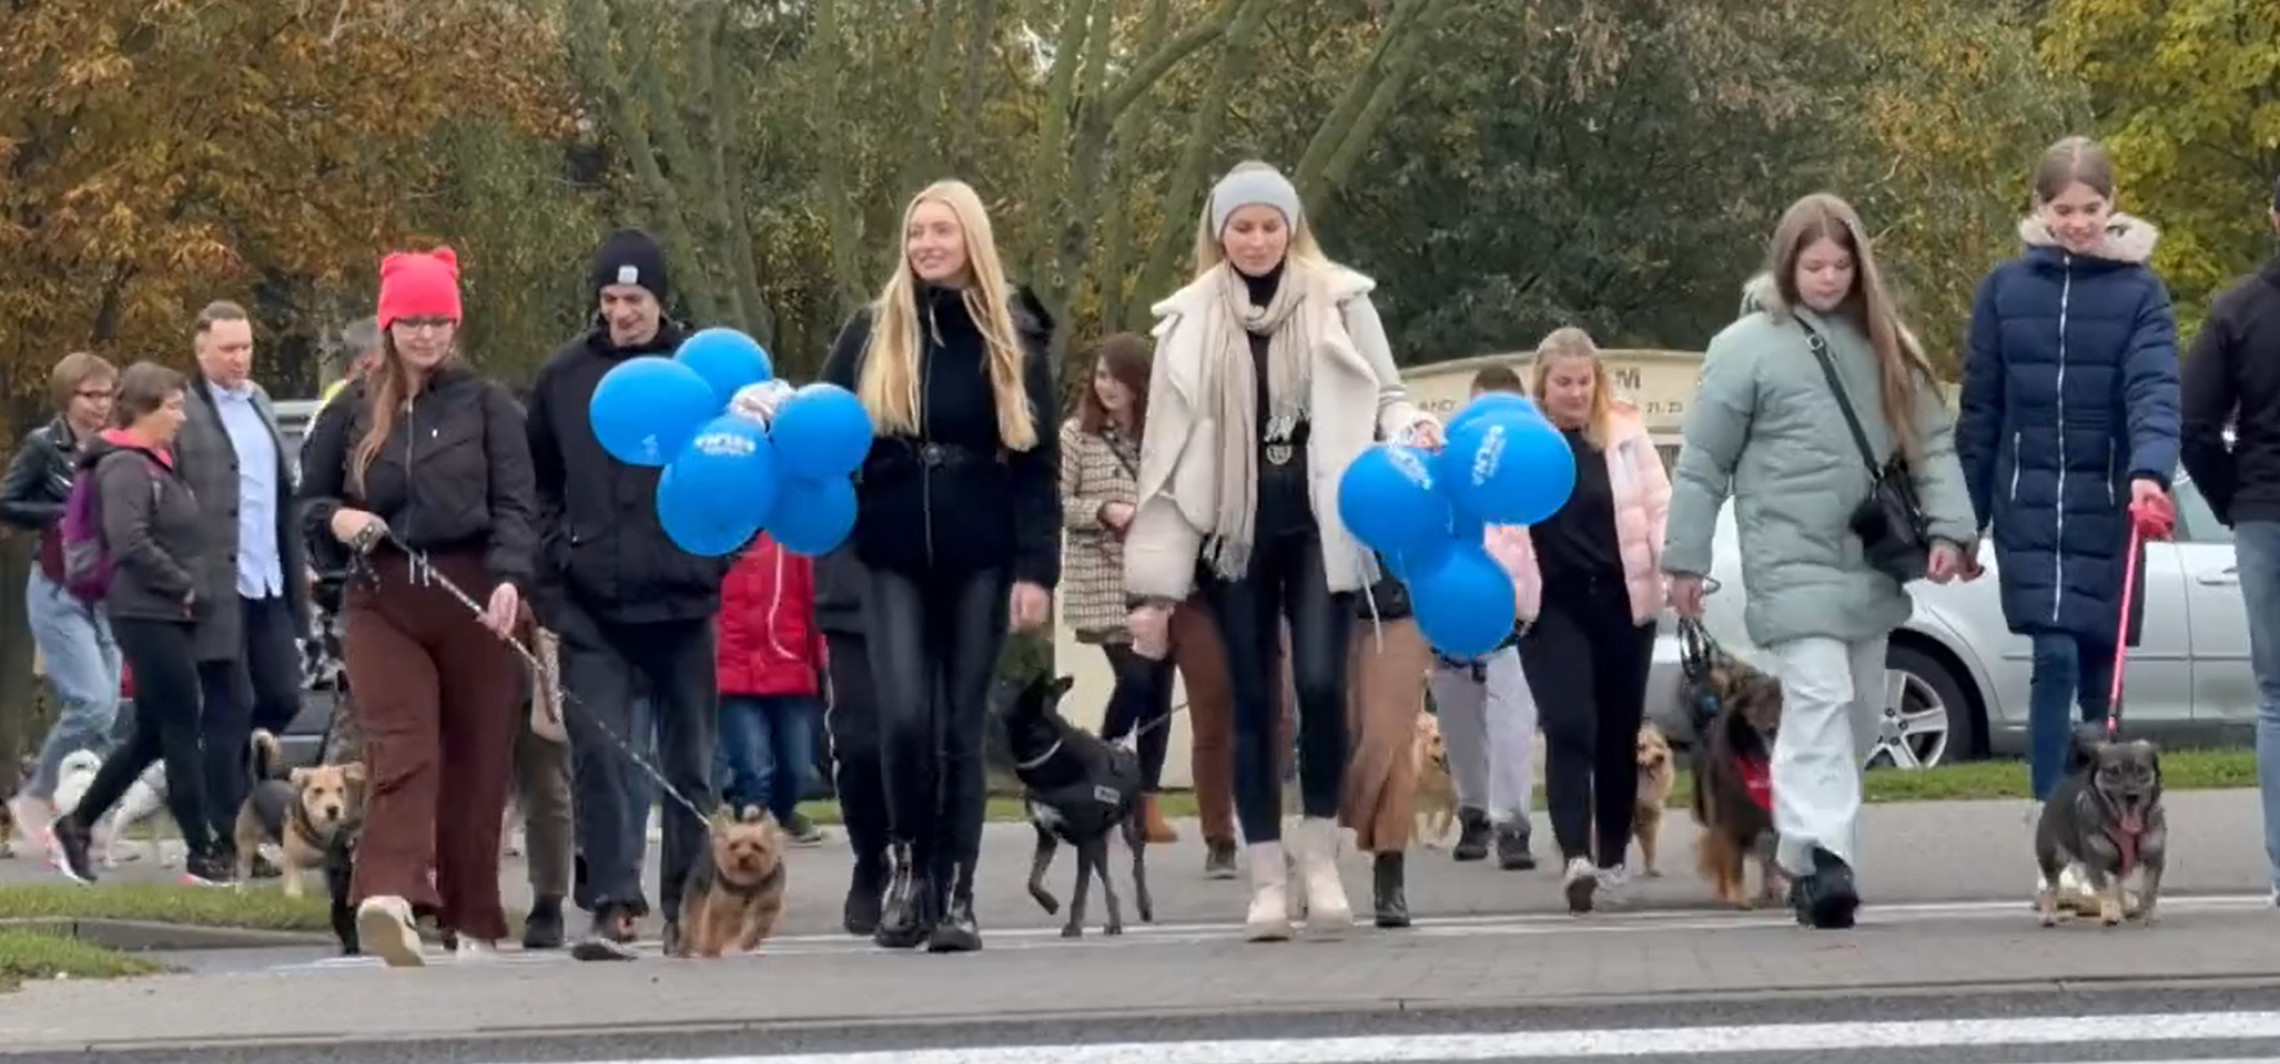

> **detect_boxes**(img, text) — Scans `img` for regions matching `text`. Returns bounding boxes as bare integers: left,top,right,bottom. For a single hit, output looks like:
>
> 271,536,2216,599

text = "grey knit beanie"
1209,162,1303,239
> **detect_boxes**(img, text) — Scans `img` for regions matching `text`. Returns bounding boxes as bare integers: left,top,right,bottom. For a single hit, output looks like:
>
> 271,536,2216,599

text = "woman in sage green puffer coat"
1662,193,1976,931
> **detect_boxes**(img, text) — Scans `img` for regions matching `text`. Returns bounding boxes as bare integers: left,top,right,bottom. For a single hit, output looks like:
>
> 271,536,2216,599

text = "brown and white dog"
233,730,365,896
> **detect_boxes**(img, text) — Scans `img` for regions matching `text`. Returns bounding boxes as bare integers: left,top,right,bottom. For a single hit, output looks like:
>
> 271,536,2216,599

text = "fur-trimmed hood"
2017,212,2160,265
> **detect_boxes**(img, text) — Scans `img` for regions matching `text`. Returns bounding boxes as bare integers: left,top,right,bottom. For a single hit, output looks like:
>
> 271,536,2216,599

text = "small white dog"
98,763,172,868
49,750,104,822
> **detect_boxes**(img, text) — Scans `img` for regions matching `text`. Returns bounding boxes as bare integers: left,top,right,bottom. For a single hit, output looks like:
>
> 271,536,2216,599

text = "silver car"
1642,475,2256,768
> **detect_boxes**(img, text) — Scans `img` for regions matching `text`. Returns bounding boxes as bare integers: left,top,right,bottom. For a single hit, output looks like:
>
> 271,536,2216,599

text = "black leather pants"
859,564,1011,888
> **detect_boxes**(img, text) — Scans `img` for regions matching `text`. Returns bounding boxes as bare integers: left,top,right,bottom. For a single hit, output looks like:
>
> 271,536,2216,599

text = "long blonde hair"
1530,326,1614,449
1766,193,1935,464
856,180,1037,451
1188,161,1330,278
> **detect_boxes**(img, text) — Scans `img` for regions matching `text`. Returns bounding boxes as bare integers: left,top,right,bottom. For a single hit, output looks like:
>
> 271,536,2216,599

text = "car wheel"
1863,644,1970,771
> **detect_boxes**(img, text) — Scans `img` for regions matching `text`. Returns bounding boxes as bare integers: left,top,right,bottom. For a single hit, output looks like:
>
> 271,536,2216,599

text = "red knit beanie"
376,247,464,329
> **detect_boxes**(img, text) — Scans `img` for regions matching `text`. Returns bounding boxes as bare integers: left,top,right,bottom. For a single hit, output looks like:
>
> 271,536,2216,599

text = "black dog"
1004,674,1153,938
324,814,364,955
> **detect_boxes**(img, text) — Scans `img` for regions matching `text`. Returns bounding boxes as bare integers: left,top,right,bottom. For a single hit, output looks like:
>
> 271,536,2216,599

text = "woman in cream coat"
1125,161,1438,942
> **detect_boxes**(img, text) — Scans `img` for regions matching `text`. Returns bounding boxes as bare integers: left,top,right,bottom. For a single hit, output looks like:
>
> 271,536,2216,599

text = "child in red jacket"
714,533,828,843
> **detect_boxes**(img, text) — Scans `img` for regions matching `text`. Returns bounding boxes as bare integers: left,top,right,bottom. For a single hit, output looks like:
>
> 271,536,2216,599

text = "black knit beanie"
591,228,670,303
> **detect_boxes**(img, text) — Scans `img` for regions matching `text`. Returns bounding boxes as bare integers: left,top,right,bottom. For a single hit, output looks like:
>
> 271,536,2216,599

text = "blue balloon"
665,415,779,532
1409,540,1519,659
1446,391,1542,437
766,475,858,558
676,327,774,405
1336,444,1451,558
591,357,721,467
769,383,875,480
657,467,762,558
1441,411,1576,526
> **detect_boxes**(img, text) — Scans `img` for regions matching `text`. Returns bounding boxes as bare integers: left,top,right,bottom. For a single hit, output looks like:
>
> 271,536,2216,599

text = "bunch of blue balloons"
587,327,875,558
1336,393,1576,657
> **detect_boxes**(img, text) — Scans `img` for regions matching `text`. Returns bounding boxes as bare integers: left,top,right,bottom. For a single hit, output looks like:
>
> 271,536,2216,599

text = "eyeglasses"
393,317,455,332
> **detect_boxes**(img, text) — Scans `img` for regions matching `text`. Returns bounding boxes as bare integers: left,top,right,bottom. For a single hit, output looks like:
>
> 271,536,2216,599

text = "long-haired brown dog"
1412,711,1460,847
1689,656,1788,907
673,805,787,958
1633,724,1677,875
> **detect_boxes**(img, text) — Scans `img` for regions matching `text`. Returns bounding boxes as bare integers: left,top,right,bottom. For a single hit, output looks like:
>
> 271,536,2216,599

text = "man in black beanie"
525,227,729,959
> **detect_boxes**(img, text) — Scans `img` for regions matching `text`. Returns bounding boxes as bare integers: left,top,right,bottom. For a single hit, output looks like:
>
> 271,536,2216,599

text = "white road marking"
484,1011,2280,1062
270,892,2278,970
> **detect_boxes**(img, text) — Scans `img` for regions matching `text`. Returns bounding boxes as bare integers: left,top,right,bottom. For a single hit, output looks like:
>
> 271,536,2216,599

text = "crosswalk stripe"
272,892,2277,970
479,1012,2280,1063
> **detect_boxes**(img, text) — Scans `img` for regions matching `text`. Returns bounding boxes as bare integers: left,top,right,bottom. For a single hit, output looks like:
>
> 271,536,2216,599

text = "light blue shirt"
213,382,285,599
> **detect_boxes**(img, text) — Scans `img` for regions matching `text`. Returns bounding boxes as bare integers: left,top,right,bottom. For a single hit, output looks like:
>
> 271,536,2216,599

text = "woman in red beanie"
297,247,540,966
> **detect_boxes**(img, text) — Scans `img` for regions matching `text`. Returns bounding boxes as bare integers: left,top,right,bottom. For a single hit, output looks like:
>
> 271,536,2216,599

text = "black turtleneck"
821,283,1063,588
1234,261,1314,538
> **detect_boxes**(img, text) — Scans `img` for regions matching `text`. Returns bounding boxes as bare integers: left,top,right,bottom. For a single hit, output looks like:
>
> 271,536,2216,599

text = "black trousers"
559,613,717,919
1198,531,1352,844
860,564,1009,891
1099,643,1172,791
198,593,303,851
823,629,886,870
77,618,211,856
1520,576,1656,867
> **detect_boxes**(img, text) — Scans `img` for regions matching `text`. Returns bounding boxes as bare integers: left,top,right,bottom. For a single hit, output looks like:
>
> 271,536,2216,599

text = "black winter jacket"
0,418,83,532
2182,256,2280,525
297,364,540,592
820,285,1061,589
525,319,733,626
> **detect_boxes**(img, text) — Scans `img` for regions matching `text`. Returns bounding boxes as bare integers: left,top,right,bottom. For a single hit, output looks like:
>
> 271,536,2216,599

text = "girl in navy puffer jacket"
1957,136,2181,818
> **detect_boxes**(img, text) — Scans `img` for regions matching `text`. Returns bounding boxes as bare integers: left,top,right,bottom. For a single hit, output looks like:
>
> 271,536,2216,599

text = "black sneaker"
182,851,235,887
522,895,565,950
1495,822,1537,871
1203,838,1238,880
662,920,683,956
569,904,640,961
1792,847,1860,930
1452,808,1490,862
49,816,97,884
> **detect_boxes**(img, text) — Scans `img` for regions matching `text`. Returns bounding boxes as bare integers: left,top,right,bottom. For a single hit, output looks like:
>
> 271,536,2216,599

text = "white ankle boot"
1292,816,1351,933
1244,842,1293,941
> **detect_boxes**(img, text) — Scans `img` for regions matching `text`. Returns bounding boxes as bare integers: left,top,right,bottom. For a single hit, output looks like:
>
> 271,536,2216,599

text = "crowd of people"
3,132,2278,962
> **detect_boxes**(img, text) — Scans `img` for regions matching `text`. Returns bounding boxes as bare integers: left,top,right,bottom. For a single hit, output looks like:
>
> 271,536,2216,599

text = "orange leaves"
0,0,572,386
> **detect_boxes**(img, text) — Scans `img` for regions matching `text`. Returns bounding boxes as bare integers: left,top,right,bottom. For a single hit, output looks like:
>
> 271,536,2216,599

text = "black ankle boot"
1373,852,1410,929
1495,821,1537,871
522,896,565,950
844,854,886,937
1452,808,1490,862
873,843,928,949
927,861,981,953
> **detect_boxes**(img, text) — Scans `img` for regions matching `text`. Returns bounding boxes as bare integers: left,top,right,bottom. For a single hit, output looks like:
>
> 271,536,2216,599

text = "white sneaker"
1244,842,1293,942
452,938,501,963
1596,865,1632,910
1562,857,1597,913
356,896,426,968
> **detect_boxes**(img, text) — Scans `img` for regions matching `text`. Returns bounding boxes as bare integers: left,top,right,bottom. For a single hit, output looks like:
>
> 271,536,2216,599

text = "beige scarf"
1204,262,1320,580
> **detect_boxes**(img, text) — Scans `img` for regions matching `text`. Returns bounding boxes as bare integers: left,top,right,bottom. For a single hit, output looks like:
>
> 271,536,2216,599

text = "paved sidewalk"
1,895,2276,1053
4,791,2270,938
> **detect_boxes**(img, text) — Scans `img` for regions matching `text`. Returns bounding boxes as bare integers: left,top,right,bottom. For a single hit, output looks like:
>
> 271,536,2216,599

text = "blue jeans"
715,695,819,824
2027,630,2117,801
2232,521,2280,892
622,695,657,842
25,570,122,799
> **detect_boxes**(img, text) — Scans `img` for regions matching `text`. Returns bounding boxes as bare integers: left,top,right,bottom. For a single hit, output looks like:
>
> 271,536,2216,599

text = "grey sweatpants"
1428,647,1536,823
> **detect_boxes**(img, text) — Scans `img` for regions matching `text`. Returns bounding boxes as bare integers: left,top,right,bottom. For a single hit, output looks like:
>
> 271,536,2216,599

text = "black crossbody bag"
1798,320,1931,584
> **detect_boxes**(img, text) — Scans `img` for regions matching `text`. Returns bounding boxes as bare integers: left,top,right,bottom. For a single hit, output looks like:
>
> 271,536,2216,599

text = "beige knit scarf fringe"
1204,262,1318,581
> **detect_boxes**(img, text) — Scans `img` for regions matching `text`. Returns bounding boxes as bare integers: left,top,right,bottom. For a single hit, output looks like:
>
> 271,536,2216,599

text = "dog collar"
1014,738,1064,772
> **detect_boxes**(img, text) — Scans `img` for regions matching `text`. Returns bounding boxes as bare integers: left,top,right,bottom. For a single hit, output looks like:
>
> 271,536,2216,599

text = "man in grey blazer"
177,300,309,873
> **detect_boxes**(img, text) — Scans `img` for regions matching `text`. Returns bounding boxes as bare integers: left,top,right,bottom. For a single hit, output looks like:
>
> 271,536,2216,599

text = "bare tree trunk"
1307,0,1454,221
896,0,963,194
810,0,869,308
691,0,775,341
1016,0,1103,286
948,0,1000,175
566,0,722,323
1134,0,1273,303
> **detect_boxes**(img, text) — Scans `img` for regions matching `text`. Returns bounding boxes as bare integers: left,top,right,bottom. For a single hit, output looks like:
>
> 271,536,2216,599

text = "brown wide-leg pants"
344,551,523,941
1173,599,1292,847
1342,617,1432,854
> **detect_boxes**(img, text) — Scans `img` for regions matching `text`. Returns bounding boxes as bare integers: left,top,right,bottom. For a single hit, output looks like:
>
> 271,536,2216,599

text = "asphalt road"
9,983,2280,1063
